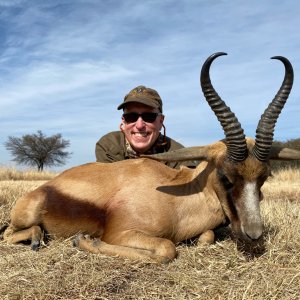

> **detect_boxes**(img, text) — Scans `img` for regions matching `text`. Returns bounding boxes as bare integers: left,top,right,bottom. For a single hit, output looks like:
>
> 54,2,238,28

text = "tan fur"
3,138,299,262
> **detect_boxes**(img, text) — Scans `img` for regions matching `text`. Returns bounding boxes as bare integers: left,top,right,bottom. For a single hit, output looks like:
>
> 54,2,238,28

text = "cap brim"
117,98,159,110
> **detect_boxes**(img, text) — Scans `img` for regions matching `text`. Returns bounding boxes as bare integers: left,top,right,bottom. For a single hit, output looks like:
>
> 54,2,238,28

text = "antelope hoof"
31,240,41,251
92,238,101,247
72,233,84,247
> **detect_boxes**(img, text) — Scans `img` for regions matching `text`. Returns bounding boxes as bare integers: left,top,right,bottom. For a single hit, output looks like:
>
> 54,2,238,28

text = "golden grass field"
0,166,299,299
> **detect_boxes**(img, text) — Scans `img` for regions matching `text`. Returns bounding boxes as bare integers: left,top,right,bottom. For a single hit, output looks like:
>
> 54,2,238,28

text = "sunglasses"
123,112,162,123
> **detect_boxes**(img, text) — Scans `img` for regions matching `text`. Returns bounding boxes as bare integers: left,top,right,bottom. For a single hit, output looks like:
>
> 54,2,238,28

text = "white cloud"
0,0,24,6
0,61,136,104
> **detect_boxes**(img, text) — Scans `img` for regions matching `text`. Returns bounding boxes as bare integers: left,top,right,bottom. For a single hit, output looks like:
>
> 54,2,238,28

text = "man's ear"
159,114,165,129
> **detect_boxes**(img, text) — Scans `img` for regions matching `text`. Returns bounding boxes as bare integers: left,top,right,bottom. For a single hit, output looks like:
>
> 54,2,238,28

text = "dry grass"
0,167,299,299
0,167,57,181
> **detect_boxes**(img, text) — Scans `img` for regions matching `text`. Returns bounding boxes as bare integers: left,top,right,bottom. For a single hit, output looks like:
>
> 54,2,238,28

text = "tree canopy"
5,130,72,171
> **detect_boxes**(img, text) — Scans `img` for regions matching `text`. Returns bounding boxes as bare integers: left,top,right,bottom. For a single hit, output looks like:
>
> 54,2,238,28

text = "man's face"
121,102,164,153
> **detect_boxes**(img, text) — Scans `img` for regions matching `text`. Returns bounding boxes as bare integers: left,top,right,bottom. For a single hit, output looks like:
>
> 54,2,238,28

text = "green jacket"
95,131,197,169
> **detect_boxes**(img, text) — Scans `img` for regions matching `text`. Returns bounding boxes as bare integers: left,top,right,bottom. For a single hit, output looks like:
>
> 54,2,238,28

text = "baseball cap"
117,85,163,112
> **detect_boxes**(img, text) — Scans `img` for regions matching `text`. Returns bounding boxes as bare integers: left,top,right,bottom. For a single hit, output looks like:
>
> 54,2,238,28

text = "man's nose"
135,116,145,128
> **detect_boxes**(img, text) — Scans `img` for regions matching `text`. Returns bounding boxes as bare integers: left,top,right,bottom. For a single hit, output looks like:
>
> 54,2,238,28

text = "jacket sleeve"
95,132,125,163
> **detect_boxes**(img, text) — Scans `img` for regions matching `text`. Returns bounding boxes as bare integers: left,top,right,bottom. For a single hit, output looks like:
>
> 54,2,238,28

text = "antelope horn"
141,146,209,162
252,56,294,162
200,52,247,163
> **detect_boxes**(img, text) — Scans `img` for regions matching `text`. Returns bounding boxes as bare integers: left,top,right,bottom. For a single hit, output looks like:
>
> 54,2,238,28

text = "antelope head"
144,52,295,242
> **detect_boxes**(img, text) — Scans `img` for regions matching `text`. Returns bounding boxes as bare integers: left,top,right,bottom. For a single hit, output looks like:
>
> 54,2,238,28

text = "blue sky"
1,0,299,170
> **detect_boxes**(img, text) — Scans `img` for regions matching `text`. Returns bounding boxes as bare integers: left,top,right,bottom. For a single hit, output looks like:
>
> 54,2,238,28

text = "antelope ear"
269,146,300,160
141,146,210,162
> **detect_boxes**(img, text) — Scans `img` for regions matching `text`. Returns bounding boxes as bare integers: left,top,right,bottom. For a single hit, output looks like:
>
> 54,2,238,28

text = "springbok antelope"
3,53,300,263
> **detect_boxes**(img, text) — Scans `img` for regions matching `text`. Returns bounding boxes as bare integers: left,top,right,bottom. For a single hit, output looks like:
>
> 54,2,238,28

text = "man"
95,85,196,168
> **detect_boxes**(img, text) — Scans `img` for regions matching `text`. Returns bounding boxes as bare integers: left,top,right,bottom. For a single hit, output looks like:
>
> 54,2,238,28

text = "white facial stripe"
242,182,260,223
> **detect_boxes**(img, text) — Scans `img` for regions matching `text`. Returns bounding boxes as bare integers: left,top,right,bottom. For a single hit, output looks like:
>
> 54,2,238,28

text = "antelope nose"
244,224,263,241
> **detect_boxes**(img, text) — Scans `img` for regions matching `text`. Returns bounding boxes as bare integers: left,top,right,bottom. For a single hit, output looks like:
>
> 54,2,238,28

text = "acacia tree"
5,130,72,171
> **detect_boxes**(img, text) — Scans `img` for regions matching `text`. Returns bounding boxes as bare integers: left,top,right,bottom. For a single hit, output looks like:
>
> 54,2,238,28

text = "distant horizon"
2,131,299,172
1,0,299,171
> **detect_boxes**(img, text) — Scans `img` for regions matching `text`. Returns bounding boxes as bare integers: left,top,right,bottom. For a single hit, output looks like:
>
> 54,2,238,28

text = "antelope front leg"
73,230,177,263
3,225,44,250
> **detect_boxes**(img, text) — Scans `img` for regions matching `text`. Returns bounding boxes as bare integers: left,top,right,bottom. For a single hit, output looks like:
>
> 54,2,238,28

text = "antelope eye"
220,174,233,189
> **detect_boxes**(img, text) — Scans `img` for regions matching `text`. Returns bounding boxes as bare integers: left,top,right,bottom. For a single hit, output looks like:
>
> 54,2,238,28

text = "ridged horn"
201,52,247,163
252,56,294,162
